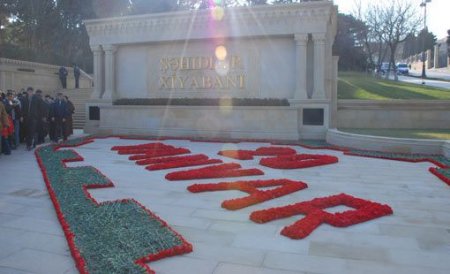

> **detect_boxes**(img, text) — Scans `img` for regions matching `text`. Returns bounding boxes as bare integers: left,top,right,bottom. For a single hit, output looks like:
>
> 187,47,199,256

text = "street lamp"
420,0,431,84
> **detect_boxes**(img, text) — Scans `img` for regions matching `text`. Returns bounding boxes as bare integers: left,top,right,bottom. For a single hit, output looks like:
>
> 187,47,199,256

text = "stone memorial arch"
84,1,338,140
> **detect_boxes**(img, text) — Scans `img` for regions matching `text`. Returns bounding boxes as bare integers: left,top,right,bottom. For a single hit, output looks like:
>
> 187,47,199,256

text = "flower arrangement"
429,167,450,186
253,146,297,156
146,158,223,171
165,163,264,181
128,148,191,160
218,150,255,160
345,150,450,168
136,154,208,166
259,154,339,169
111,142,171,151
35,138,192,273
187,179,308,210
218,146,296,160
250,193,393,239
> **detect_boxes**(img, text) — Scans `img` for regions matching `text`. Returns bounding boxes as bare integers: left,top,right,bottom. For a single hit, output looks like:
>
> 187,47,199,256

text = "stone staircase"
60,88,92,129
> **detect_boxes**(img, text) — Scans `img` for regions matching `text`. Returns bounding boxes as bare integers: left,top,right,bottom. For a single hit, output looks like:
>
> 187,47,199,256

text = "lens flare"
215,60,230,76
215,45,227,60
221,143,238,152
211,6,224,21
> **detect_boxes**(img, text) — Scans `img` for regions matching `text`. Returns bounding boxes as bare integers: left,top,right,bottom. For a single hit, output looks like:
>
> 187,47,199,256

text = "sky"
332,0,450,39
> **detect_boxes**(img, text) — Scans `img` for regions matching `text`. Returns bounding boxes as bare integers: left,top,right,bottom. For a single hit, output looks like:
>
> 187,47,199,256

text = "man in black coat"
73,64,80,89
24,88,47,150
59,66,68,89
50,92,69,143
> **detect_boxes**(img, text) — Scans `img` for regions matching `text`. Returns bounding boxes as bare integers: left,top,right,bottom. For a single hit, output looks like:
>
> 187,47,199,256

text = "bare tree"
354,0,389,76
355,0,420,80
381,0,420,80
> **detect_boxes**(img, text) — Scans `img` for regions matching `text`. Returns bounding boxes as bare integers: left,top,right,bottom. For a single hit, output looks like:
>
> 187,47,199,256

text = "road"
386,68,450,89
408,68,450,81
397,75,450,90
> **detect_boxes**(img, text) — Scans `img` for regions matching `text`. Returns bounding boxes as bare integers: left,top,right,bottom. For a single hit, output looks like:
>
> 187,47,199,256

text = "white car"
396,63,409,75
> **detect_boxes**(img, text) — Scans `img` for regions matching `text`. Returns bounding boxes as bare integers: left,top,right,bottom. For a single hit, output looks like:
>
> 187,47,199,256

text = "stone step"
62,88,92,129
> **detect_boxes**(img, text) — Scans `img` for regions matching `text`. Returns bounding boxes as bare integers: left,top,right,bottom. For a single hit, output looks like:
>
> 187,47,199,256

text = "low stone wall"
337,100,450,129
0,58,92,93
327,129,450,155
88,105,300,140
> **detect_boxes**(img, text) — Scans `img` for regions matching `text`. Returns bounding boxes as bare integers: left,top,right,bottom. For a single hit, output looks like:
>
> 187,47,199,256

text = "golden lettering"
226,75,237,89
178,76,188,88
170,75,176,89
180,57,189,70
169,58,179,71
231,56,242,69
160,58,170,73
239,75,245,89
202,76,213,89
214,76,224,89
159,76,171,89
190,77,199,89
159,55,246,90
192,57,200,70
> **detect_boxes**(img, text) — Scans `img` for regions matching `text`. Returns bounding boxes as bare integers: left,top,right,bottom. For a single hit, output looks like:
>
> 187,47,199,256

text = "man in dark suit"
59,66,68,89
51,92,69,143
24,88,46,150
73,64,80,89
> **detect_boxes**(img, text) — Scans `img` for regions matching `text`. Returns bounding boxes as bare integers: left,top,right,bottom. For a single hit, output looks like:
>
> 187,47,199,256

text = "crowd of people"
0,87,75,155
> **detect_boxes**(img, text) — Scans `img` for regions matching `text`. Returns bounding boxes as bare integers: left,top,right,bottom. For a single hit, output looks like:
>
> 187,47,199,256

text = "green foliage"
1,0,95,72
402,29,437,59
346,149,450,166
333,13,368,71
114,97,290,106
338,72,450,100
36,141,191,273
129,0,178,15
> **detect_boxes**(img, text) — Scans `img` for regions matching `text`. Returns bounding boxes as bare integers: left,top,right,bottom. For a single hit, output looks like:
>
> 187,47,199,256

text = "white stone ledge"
84,2,336,45
95,104,300,140
326,128,449,156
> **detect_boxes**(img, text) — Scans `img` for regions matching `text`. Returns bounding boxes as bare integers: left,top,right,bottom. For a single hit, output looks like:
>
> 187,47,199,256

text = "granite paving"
0,133,449,274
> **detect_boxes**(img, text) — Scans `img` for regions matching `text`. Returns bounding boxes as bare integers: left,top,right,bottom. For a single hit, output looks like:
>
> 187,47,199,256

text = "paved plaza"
0,133,450,274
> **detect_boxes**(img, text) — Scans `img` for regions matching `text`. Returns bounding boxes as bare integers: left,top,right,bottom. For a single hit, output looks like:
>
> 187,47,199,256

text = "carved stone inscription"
158,55,246,90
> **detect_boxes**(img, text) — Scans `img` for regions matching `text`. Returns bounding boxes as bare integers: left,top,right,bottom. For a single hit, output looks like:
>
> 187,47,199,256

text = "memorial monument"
84,1,338,140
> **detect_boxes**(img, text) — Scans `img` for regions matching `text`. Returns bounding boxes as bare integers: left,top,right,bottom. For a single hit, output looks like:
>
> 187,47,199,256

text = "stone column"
312,33,326,99
434,45,440,68
294,34,308,100
91,45,104,99
102,45,117,101
329,56,339,129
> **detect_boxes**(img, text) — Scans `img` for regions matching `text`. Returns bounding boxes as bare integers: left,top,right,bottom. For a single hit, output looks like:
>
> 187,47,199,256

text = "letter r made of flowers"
250,193,393,239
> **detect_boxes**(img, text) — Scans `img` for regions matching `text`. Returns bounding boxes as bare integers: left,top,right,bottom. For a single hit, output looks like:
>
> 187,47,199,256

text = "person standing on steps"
59,66,68,89
73,64,80,89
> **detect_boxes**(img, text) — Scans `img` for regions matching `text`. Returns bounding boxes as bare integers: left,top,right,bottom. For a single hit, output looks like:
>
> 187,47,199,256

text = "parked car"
396,63,409,75
377,62,394,75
